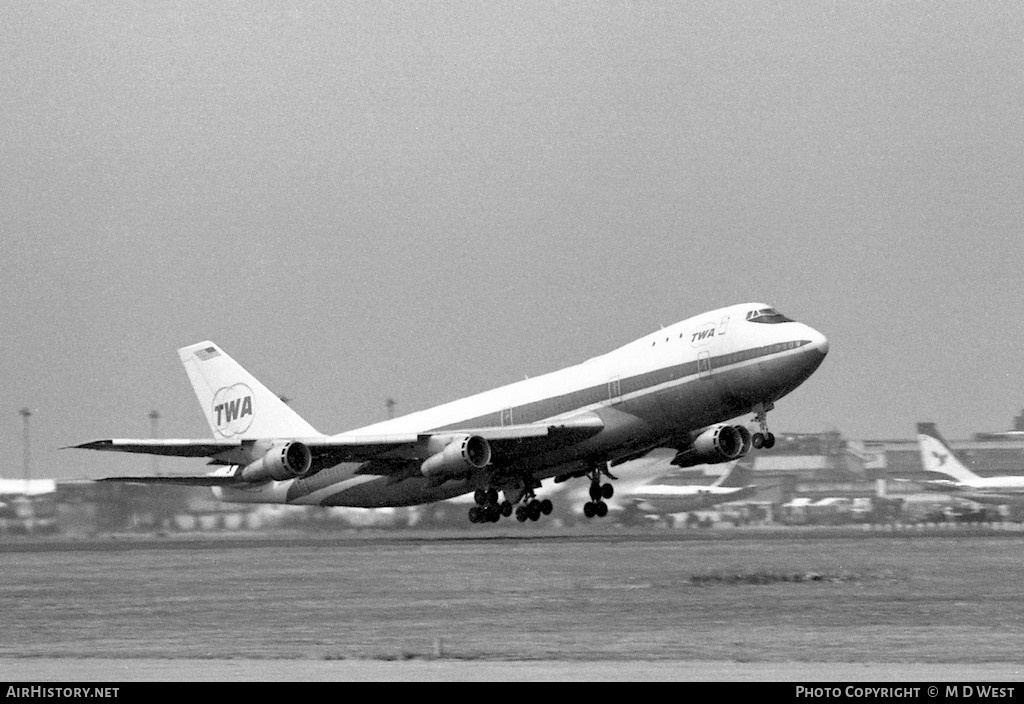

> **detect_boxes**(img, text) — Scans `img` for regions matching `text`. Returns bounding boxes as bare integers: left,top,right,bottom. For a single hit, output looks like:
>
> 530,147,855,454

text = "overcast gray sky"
3,2,1023,480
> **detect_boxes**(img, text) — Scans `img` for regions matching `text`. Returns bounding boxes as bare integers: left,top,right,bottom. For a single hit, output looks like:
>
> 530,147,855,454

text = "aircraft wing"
70,439,245,458
70,414,605,478
913,478,967,493
942,489,1024,506
97,475,245,486
70,435,427,465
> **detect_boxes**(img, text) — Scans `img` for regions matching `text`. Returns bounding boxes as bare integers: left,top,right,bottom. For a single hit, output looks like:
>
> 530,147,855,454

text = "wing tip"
65,440,113,451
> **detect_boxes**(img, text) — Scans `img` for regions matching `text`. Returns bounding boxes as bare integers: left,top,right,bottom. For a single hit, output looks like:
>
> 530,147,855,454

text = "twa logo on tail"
212,384,254,437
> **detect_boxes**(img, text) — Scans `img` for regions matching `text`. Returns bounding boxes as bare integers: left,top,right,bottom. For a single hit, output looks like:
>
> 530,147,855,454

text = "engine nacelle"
420,434,491,483
672,424,752,468
239,441,313,482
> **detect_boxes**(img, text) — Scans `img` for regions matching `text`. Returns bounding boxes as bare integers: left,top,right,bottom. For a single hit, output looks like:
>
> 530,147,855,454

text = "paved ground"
4,530,1024,682
3,657,1022,682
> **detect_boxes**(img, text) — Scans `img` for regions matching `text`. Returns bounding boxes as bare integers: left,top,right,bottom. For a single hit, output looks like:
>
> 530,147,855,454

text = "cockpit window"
745,307,793,324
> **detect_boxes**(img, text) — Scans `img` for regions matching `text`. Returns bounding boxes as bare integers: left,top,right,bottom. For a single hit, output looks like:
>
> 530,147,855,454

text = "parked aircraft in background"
623,458,760,516
0,477,59,534
0,479,57,497
916,422,1024,506
71,302,827,524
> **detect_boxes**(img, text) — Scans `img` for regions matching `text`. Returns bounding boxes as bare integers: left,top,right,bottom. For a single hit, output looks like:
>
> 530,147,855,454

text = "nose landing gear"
751,403,776,449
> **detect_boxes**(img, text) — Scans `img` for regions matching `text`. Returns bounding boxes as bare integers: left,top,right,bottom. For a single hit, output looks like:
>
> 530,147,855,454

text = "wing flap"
444,413,605,445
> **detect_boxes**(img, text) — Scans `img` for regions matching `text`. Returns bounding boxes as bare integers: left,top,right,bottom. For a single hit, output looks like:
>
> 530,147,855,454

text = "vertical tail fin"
916,422,981,483
712,459,754,488
178,342,321,439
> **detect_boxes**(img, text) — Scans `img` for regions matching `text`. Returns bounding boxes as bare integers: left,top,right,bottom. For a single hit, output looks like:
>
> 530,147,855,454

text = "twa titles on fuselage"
71,302,828,524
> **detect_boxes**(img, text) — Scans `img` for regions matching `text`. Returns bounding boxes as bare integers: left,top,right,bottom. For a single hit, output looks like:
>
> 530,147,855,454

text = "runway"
3,528,1023,681
3,657,1021,682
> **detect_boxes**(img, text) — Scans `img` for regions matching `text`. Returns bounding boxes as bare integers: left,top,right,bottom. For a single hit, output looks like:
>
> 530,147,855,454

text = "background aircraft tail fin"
713,459,753,488
916,422,980,483
178,342,321,439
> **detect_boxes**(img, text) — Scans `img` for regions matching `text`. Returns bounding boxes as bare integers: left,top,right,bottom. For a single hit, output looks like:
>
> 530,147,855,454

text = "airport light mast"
19,407,31,490
148,410,160,475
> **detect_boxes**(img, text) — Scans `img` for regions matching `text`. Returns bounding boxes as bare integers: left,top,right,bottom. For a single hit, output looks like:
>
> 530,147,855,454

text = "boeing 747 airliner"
71,302,828,523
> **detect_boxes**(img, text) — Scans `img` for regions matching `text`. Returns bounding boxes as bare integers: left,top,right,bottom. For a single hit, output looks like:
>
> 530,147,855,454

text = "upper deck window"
745,307,793,324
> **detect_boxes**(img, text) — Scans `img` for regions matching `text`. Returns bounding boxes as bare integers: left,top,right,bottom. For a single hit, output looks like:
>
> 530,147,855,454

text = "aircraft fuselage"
215,302,828,507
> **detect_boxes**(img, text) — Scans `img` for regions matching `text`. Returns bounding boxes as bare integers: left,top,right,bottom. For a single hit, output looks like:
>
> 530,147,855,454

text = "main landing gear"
467,486,552,524
583,465,616,519
514,493,553,523
751,403,776,449
468,488,509,524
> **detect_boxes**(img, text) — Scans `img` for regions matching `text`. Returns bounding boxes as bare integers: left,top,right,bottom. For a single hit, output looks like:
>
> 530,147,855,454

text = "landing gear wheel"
500,500,513,517
752,402,776,450
594,501,608,518
584,502,596,519
528,501,541,521
584,462,618,505
486,488,499,505
474,490,487,506
469,506,482,523
539,499,553,515
515,505,529,522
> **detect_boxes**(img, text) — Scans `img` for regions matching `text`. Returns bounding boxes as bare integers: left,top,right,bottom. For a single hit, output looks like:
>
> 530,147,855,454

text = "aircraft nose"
808,327,829,357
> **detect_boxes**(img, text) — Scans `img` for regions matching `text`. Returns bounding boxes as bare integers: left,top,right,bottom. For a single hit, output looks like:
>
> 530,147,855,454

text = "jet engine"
239,441,313,482
420,434,491,484
671,424,752,468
